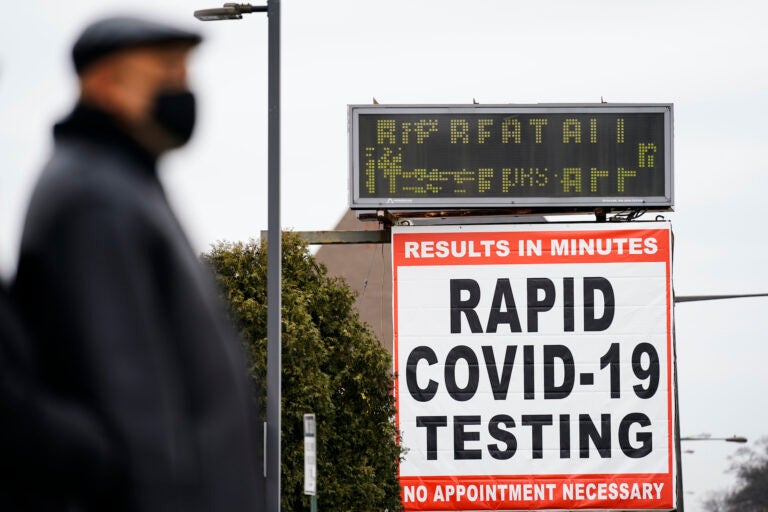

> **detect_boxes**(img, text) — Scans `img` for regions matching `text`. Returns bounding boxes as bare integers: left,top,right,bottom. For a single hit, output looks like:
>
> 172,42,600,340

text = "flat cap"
73,16,202,74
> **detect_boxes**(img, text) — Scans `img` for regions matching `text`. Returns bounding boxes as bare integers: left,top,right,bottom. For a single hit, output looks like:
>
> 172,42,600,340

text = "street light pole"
266,2,282,511
194,3,281,510
680,434,746,509
675,292,768,303
681,435,748,443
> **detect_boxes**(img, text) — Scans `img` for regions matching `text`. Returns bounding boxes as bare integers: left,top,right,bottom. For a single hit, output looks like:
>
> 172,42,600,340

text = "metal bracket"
260,228,391,245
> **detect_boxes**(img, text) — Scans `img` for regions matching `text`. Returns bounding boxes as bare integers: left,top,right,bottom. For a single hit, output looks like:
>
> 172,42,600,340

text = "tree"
204,234,402,512
702,437,768,512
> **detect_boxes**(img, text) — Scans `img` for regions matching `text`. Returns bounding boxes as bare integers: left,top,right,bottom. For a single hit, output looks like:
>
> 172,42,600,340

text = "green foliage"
702,437,768,512
204,233,402,512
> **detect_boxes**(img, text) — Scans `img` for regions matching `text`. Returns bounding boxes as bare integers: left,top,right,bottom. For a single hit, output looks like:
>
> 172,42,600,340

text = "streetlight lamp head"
194,6,242,21
194,3,266,21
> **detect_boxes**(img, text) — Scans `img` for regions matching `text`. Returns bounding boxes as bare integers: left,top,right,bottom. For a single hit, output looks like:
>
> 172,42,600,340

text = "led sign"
348,104,673,210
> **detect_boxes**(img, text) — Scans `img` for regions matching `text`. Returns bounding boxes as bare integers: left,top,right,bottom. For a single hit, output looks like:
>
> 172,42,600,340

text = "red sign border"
391,222,675,511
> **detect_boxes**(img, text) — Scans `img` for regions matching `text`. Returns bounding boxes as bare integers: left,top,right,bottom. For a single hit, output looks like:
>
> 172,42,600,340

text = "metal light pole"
680,434,746,508
672,290,761,511
681,434,748,443
194,3,281,510
675,292,768,303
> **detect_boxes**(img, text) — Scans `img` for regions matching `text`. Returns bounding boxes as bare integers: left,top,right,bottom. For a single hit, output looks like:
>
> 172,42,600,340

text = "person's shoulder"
36,139,156,216
22,141,161,242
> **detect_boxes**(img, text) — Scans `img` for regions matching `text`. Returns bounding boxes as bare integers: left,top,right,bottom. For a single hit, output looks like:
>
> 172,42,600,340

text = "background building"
315,210,393,354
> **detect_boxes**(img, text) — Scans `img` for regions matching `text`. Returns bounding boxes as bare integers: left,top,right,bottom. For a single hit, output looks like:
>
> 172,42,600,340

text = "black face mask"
151,90,196,147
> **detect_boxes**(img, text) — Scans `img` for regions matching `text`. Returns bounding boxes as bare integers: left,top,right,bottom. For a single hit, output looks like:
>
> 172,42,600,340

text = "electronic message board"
349,105,673,210
392,222,677,511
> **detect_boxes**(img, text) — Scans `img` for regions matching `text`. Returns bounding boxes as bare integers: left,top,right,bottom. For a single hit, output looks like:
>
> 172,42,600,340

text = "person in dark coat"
11,16,262,511
1,285,115,510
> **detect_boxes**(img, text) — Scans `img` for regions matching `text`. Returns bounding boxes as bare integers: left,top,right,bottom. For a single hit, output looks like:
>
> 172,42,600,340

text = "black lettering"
584,277,615,331
544,345,575,399
579,413,611,458
450,279,483,333
416,416,447,460
445,345,479,401
560,414,571,459
522,414,552,459
527,278,555,332
488,414,517,460
524,345,534,399
406,346,439,402
632,343,660,399
454,416,482,460
619,412,652,458
563,277,574,331
486,278,522,333
482,345,517,400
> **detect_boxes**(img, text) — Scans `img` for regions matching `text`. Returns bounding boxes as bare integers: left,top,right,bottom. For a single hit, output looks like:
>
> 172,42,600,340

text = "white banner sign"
304,414,317,496
392,222,676,511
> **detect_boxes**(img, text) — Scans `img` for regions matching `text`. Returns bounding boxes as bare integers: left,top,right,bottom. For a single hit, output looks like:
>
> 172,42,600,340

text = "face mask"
151,90,196,147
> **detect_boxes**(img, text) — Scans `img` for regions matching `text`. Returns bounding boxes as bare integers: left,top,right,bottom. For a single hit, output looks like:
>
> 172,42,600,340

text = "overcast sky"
1,1,767,509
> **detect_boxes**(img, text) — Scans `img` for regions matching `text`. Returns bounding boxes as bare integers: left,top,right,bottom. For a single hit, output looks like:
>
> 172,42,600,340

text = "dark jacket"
12,104,262,511
0,285,115,510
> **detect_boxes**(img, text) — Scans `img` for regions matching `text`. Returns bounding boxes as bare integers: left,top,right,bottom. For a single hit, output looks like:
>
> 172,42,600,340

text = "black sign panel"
349,105,673,210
